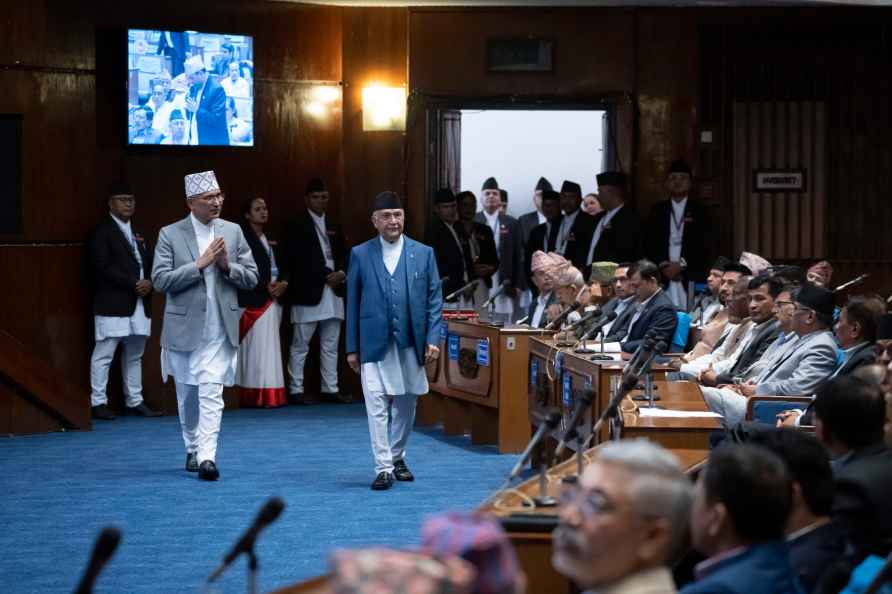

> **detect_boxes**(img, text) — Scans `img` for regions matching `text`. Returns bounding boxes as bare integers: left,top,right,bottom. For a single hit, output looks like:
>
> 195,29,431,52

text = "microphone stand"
485,409,560,509
248,552,259,594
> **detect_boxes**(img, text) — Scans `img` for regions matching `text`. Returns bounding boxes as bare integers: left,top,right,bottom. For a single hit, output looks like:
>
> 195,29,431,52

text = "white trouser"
362,388,417,475
701,386,748,427
288,318,341,394
90,335,146,407
175,381,224,463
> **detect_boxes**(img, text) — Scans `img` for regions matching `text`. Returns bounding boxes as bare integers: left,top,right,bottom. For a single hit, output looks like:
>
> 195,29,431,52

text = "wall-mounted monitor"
127,29,254,147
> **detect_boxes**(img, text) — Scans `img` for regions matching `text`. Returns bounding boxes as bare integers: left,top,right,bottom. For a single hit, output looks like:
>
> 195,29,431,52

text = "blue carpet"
0,403,519,593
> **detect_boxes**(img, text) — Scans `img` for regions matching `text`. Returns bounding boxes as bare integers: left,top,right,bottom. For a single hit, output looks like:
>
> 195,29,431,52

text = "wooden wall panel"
342,7,408,243
0,0,347,428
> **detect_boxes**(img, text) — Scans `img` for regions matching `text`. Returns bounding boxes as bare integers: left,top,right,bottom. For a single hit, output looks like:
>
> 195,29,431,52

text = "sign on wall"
753,169,807,193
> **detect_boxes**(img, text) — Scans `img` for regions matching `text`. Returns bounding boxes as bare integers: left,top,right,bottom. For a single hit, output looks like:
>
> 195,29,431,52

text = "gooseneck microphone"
506,409,561,482
576,311,617,344
207,497,286,583
444,279,477,302
74,527,122,594
481,280,509,309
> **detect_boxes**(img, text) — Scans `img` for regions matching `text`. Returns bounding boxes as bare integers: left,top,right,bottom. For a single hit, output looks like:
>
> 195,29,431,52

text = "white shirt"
536,211,546,225
221,76,250,98
556,208,579,254
586,204,624,265
188,82,206,145
94,213,151,340
681,322,741,376
292,211,344,323
381,234,404,274
147,100,174,134
482,211,513,315
531,292,552,328
666,198,688,308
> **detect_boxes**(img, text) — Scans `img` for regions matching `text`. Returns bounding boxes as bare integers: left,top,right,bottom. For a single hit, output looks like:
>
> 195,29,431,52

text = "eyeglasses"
112,195,136,204
375,211,404,222
793,306,815,316
559,486,618,520
775,300,794,308
201,192,225,205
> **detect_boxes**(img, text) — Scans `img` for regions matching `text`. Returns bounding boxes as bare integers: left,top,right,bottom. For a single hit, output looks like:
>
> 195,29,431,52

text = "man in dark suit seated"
749,428,848,593
604,259,678,354
680,444,802,593
813,376,892,561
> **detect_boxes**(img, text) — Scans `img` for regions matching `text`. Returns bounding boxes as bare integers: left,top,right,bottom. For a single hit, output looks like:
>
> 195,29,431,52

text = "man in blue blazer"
346,191,443,491
681,444,804,594
618,259,678,353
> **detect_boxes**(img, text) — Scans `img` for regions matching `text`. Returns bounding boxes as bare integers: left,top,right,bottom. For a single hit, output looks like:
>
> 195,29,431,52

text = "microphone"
834,274,869,292
74,527,121,594
576,311,618,344
516,315,529,325
506,408,561,482
552,389,594,460
207,497,285,583
632,340,668,377
481,280,508,309
444,279,477,302
565,306,603,332
624,333,657,377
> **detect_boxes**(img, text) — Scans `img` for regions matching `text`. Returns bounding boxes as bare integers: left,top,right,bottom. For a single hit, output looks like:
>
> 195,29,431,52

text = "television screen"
127,29,254,147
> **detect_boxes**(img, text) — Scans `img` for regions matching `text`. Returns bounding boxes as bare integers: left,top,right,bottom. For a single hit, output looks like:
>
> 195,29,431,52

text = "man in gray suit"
152,170,258,481
701,283,838,426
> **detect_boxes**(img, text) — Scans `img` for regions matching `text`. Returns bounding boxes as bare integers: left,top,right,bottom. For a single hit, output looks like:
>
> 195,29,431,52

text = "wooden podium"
417,319,547,453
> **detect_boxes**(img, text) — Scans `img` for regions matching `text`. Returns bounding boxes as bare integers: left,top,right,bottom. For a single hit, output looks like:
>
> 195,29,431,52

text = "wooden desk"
620,381,722,451
480,442,708,594
527,337,676,449
417,320,546,453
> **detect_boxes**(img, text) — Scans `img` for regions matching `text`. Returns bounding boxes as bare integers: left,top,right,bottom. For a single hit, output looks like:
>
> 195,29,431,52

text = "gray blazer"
151,216,258,351
755,329,838,396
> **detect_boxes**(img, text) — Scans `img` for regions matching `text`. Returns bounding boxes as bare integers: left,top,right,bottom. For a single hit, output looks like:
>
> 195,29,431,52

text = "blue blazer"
621,290,678,353
680,541,804,594
346,235,443,365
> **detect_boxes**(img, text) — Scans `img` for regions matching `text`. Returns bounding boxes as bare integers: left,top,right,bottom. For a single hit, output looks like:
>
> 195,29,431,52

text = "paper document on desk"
588,341,623,353
638,408,723,419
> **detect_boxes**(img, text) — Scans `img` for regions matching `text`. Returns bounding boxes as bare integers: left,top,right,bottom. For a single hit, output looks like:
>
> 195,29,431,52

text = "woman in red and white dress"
236,197,288,407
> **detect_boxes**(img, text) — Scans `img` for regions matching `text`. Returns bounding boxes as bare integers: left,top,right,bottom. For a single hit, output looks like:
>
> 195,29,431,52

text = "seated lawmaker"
553,439,693,594
813,376,892,561
701,283,838,427
749,428,847,593
778,296,882,428
700,274,783,387
682,261,751,361
552,265,590,329
605,259,678,354
672,273,752,382
527,251,560,329
681,444,801,594
690,256,730,327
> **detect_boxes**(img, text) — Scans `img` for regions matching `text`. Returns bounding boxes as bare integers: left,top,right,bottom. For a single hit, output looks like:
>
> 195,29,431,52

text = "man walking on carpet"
346,191,443,491
152,170,258,481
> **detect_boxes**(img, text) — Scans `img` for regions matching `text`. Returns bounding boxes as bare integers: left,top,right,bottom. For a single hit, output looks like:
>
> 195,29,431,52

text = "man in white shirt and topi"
152,170,258,481
346,191,443,491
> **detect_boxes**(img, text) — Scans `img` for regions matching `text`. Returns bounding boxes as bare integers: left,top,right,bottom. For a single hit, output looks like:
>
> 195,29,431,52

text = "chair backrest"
672,311,691,352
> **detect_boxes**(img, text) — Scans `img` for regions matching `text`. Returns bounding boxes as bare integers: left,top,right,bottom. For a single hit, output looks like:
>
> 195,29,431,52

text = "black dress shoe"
288,393,321,405
393,460,414,482
370,472,394,490
126,403,162,417
321,391,353,404
185,452,199,472
91,404,116,420
198,460,220,481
